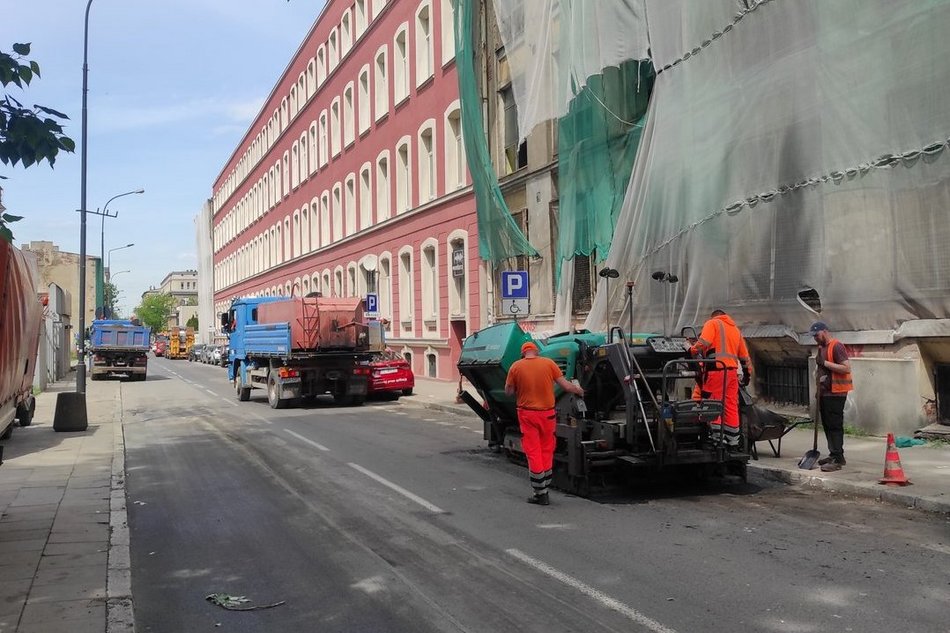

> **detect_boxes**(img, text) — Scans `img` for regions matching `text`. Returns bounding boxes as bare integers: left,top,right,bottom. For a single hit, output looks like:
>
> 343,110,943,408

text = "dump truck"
0,241,41,440
457,322,754,496
166,326,194,360
223,295,385,408
89,319,151,381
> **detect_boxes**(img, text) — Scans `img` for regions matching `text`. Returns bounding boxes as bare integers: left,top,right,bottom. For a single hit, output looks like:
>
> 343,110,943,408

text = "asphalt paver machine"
457,322,751,496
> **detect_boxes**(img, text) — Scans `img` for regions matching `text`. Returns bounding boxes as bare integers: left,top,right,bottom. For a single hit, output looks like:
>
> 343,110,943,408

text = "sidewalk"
0,372,131,633
403,378,950,514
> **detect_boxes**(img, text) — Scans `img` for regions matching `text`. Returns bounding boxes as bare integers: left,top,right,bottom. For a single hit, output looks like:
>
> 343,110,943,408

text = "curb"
748,464,950,515
399,398,949,515
107,387,135,633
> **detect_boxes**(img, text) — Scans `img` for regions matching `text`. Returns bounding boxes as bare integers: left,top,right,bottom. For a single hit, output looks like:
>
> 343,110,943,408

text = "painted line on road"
347,463,445,514
505,549,676,633
204,388,217,396
220,398,239,407
285,429,330,452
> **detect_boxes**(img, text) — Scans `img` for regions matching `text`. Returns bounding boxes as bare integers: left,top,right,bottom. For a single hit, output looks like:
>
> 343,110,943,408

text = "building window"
310,197,320,248
426,352,437,378
307,60,316,97
356,0,368,37
415,3,434,86
398,249,414,331
448,235,466,316
299,132,309,184
445,105,464,191
301,205,311,253
289,85,298,119
347,263,358,297
332,184,343,242
396,139,411,214
379,254,393,330
292,209,301,257
393,26,410,103
328,29,339,71
374,47,389,120
291,142,300,189
421,241,438,321
376,152,391,222
343,83,355,147
418,123,436,203
330,98,342,157
760,363,809,407
359,165,372,230
334,267,344,297
319,112,329,166
372,0,386,19
441,0,456,65
358,67,371,134
345,174,357,236
309,123,319,174
323,270,331,296
317,46,327,86
341,10,353,56
320,192,331,247
500,84,527,173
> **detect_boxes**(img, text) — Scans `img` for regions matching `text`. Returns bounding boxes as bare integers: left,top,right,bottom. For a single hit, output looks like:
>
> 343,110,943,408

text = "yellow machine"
167,326,194,360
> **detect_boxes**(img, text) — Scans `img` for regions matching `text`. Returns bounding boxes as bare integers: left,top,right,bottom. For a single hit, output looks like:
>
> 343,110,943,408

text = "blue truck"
222,295,384,408
89,319,151,381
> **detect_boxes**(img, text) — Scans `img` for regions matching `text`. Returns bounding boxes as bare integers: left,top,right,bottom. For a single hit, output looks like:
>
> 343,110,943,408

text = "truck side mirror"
681,326,697,341
220,313,230,328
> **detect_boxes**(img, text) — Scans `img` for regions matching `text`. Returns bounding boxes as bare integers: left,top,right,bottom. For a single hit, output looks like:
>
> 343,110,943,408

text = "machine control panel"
647,336,690,354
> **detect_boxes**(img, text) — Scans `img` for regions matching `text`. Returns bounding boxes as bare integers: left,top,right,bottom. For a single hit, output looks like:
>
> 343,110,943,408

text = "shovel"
798,400,821,469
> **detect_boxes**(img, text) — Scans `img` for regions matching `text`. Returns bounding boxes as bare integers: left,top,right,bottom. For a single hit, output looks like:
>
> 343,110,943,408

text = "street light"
104,270,129,319
98,188,144,277
108,243,134,271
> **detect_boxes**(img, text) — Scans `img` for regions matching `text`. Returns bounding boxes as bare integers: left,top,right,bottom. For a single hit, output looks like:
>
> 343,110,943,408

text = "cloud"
92,95,265,133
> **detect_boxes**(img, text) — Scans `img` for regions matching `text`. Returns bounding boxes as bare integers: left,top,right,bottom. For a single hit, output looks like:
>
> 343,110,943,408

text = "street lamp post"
75,0,94,395
97,188,144,277
107,243,134,272
105,269,130,318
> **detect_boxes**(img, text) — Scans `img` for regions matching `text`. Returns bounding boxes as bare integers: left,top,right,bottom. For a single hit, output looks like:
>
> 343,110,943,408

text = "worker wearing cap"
810,321,852,472
690,309,752,446
505,341,585,505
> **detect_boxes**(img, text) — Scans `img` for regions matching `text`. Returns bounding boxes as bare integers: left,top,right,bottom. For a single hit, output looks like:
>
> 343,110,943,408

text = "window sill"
441,56,456,70
415,74,435,92
423,318,438,327
374,111,389,125
358,125,371,139
394,94,410,110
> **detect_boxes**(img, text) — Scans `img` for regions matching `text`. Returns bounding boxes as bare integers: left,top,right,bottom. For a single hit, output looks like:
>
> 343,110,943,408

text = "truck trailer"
223,295,384,408
0,241,41,440
89,320,151,381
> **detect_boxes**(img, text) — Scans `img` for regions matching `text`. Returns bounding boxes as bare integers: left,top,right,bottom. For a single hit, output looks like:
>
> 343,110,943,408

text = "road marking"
347,463,445,514
285,429,330,452
204,389,217,396
220,398,239,407
505,549,676,633
472,430,482,435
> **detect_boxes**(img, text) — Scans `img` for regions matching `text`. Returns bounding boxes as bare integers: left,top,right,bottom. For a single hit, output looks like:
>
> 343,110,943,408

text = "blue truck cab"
89,319,151,381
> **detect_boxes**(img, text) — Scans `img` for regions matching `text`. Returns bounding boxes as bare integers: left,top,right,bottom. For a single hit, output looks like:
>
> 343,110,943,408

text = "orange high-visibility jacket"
691,314,751,373
825,338,853,394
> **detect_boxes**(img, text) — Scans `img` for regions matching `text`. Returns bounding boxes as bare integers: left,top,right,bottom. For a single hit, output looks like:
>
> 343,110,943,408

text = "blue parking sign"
365,293,379,317
500,271,529,299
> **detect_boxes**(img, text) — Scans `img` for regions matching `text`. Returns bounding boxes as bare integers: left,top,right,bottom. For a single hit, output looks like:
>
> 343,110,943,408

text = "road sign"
500,271,528,299
500,271,529,316
365,293,379,318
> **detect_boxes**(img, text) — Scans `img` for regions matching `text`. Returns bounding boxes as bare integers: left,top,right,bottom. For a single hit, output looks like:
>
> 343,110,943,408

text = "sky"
2,0,326,315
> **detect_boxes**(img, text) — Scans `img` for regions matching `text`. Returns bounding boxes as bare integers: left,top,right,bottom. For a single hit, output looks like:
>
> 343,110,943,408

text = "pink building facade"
209,0,479,380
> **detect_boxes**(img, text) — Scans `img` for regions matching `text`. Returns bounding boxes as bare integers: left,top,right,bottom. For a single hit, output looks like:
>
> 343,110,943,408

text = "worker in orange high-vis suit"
505,341,585,505
689,310,752,447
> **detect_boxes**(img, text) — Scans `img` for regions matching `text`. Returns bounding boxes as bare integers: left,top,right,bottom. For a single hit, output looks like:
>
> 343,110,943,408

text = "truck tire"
267,372,288,409
1,423,12,440
15,398,35,427
235,367,251,402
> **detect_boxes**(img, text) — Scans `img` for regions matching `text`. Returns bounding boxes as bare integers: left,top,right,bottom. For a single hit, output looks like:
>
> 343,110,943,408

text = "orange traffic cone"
879,433,911,486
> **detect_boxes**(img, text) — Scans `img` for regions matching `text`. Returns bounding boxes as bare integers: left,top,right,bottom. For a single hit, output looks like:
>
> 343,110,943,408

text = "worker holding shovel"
811,322,853,472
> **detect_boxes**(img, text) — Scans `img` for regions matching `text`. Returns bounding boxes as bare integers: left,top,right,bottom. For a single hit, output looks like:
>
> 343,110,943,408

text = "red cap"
521,341,539,355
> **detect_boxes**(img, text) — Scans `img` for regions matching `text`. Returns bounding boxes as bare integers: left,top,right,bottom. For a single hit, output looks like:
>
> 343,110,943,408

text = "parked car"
367,349,414,398
210,345,223,365
153,339,167,357
218,345,230,367
189,343,206,362
200,345,215,364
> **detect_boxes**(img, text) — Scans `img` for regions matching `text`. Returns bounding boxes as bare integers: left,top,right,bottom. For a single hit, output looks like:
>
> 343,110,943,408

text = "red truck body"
0,241,42,437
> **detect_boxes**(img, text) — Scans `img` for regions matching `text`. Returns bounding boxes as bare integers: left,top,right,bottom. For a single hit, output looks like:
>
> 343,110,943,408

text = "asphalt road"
119,356,950,633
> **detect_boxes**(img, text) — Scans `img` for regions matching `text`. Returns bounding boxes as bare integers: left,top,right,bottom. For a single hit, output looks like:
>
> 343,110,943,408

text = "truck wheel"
16,398,36,427
267,372,287,409
235,368,251,402
1,423,12,440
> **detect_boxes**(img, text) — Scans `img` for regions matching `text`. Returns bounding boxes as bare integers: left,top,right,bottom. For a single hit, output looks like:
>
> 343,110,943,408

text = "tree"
0,43,75,241
186,315,199,329
103,280,122,319
136,293,178,331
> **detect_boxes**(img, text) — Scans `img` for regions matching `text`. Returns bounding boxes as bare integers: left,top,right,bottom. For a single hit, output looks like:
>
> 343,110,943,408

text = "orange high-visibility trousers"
703,368,740,441
518,408,556,494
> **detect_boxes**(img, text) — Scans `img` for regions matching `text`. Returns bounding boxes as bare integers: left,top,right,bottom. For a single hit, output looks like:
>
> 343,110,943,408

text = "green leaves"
0,43,75,241
135,293,180,331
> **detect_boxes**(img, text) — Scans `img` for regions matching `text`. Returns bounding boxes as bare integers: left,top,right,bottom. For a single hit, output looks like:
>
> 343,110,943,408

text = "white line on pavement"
285,429,330,452
505,549,677,633
347,463,445,514
204,389,217,396
220,398,239,407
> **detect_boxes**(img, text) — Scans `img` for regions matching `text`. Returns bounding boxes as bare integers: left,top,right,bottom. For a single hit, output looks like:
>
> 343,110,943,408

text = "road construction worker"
505,341,584,505
810,321,852,472
689,310,751,446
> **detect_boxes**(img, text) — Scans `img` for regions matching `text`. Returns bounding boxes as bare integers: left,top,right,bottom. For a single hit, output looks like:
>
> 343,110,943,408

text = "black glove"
740,373,751,387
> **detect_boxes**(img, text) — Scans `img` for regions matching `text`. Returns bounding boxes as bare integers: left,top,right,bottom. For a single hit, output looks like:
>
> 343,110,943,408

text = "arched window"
310,196,320,249
343,83,355,147
355,0,368,37
393,25,410,103
320,192,331,247
395,138,412,214
318,111,329,166
420,239,439,323
347,262,358,297
291,141,300,189
415,2,434,86
344,174,357,236
292,209,301,257
441,0,456,65
316,46,327,86
379,253,393,330
418,121,436,202
359,164,372,230
308,122,319,174
332,183,343,242
376,151,391,222
330,97,341,156
358,66,371,134
328,28,339,70
398,248,414,334
374,46,389,120
299,132,309,184
340,10,353,56
444,103,464,191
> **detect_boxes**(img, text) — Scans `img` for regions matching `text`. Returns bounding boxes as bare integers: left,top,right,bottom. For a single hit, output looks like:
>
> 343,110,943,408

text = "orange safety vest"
693,316,751,371
825,338,853,394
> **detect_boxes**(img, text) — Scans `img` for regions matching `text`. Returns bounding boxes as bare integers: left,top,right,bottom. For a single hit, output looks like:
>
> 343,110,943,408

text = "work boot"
818,456,834,466
820,460,842,472
527,492,550,506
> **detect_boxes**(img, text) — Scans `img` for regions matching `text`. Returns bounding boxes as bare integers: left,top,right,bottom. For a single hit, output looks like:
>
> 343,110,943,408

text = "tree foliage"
136,293,178,332
103,280,122,319
1,43,75,241
186,315,199,329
